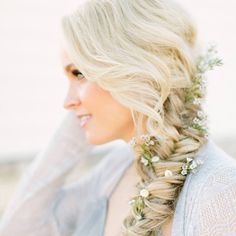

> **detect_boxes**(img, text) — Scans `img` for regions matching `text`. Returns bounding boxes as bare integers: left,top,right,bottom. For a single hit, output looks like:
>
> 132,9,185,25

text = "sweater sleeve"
0,111,93,236
195,169,236,236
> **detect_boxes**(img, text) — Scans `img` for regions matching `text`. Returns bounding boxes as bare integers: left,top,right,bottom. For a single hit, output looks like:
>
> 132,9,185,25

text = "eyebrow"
64,63,74,73
63,63,84,76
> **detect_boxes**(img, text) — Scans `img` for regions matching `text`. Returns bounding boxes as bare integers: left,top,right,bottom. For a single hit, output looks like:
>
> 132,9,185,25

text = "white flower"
140,156,149,166
145,142,149,146
199,84,207,92
189,161,198,169
181,169,188,176
182,163,188,170
140,134,146,140
197,111,205,119
149,140,155,145
140,134,151,142
129,137,137,147
140,189,149,198
128,199,135,205
193,98,202,105
198,61,209,72
136,214,143,220
164,170,173,177
151,155,160,163
193,117,201,125
186,157,193,163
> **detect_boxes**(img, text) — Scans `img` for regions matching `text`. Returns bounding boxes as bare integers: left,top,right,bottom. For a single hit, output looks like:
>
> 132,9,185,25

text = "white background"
0,0,235,161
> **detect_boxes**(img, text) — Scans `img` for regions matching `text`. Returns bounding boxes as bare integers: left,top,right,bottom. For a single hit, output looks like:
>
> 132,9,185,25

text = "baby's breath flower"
151,155,160,163
149,140,155,145
129,137,137,147
181,157,203,176
193,117,201,125
189,160,197,169
128,199,136,205
197,111,205,119
145,142,150,146
140,189,149,198
136,214,143,220
193,98,202,105
186,158,193,163
182,163,188,170
185,45,222,115
164,170,173,177
199,84,207,92
140,156,149,166
140,134,151,143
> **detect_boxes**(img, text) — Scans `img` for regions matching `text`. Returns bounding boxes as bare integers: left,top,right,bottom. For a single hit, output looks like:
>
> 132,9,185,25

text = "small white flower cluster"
197,45,223,73
185,45,222,140
193,98,202,105
139,188,149,198
191,110,208,138
129,134,159,148
129,196,146,221
181,157,204,176
128,199,136,205
192,113,207,127
140,155,160,166
140,134,155,146
136,214,143,220
164,169,173,177
129,137,137,147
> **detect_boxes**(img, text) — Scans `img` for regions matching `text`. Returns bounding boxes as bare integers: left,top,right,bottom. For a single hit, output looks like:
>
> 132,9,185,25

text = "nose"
63,87,81,110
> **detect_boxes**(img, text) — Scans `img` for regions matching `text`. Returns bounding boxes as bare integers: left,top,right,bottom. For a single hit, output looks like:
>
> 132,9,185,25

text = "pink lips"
78,114,92,128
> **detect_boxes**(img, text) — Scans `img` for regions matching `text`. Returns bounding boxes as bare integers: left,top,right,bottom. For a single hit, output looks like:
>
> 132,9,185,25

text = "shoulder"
189,138,236,197
185,138,236,202
183,139,236,235
192,167,236,235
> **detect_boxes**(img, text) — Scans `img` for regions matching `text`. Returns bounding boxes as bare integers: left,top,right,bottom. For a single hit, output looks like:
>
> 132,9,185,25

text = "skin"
61,51,136,145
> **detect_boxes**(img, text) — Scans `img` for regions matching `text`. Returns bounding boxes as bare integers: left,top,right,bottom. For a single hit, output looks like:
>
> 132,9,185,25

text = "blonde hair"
61,0,207,235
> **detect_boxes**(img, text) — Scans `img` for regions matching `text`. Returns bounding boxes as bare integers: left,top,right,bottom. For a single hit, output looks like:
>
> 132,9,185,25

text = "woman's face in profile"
61,51,135,145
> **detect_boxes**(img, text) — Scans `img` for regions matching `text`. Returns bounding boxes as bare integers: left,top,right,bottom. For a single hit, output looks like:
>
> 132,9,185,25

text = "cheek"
81,82,134,142
80,81,108,114
86,84,126,121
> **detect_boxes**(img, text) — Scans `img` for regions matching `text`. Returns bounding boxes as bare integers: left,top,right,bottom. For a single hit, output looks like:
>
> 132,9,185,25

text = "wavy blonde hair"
61,0,208,235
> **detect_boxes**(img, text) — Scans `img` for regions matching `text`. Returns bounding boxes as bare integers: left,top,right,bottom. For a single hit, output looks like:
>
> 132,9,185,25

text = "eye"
71,69,85,80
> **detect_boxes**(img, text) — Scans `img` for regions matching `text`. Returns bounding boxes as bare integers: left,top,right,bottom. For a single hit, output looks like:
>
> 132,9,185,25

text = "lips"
77,114,92,127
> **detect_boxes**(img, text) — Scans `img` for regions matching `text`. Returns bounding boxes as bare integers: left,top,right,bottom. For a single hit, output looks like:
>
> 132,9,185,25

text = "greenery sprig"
185,44,223,104
183,44,223,136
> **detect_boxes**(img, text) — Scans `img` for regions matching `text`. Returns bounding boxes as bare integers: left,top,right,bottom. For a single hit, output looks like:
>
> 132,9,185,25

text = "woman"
1,0,236,235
